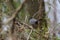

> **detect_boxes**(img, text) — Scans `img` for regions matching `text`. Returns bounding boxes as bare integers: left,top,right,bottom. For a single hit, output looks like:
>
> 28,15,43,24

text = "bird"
29,18,38,25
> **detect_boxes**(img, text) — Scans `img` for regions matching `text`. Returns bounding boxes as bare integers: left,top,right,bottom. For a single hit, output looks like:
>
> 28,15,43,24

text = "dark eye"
35,21,38,24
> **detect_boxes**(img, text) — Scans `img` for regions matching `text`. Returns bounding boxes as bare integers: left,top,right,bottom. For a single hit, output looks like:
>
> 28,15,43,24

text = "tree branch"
4,0,25,24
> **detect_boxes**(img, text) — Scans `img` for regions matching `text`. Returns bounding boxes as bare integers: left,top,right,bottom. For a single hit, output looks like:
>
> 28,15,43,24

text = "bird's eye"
35,21,38,24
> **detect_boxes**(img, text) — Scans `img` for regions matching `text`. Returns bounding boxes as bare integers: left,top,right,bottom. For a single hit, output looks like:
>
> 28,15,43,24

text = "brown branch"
16,20,41,35
5,0,25,24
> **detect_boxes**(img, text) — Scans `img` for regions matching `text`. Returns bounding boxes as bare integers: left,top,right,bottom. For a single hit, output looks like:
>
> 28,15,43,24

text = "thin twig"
27,29,32,40
16,20,41,35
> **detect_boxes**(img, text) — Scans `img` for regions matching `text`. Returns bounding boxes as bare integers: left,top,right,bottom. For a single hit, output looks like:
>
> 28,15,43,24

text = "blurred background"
0,0,60,40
